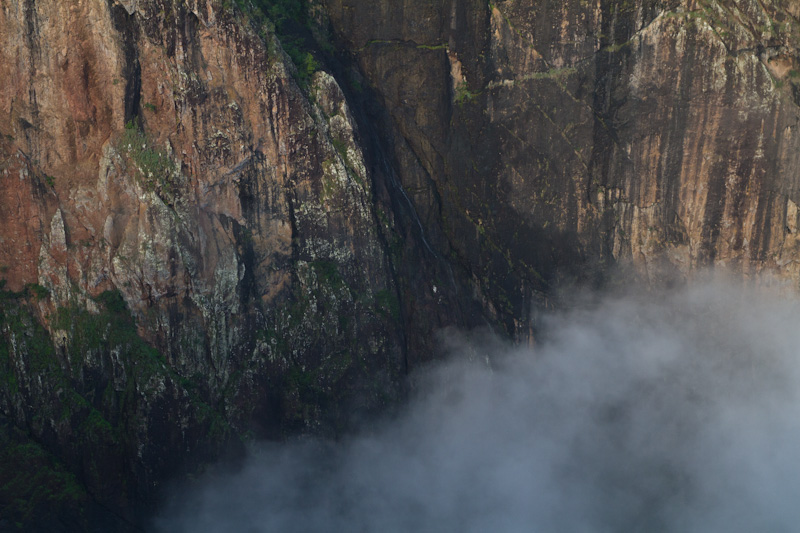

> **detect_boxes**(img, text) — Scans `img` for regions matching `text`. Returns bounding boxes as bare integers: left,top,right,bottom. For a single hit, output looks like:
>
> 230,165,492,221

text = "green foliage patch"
119,122,179,198
375,289,401,321
52,290,168,376
310,259,345,290
226,0,320,88
455,82,480,105
24,283,49,301
0,424,88,528
0,280,236,527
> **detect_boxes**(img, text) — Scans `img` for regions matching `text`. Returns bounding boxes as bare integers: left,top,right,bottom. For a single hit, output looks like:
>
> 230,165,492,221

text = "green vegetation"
54,288,231,436
349,74,363,94
310,259,345,290
226,0,320,88
375,289,401,321
258,0,319,87
455,82,480,105
0,426,88,528
602,41,630,53
0,301,90,525
268,256,400,431
94,288,127,313
52,289,168,376
332,137,349,162
0,287,233,522
119,121,179,198
417,43,447,51
24,283,49,301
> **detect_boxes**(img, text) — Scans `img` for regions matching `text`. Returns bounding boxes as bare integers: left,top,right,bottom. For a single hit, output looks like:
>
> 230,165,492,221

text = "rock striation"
324,0,800,334
0,0,414,527
1,0,799,528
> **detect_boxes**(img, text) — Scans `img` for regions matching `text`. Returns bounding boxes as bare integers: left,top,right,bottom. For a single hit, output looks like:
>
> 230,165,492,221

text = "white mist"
156,278,800,532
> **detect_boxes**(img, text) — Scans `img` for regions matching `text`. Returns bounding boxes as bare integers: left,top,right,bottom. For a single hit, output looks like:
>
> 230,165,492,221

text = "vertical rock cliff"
323,0,800,335
0,0,430,527
1,0,799,529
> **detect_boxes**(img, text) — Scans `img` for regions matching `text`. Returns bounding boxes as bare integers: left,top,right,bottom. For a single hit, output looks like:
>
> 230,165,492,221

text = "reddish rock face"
0,0,412,526
0,144,57,292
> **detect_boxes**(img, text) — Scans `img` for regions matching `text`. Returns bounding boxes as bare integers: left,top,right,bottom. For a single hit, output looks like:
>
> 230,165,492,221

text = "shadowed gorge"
0,0,799,529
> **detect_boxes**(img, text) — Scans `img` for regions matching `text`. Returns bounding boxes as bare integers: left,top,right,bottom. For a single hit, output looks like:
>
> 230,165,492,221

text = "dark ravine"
0,0,799,529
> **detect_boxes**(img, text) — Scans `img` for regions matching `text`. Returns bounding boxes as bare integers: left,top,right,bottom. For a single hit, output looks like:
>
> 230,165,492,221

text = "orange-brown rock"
0,0,414,527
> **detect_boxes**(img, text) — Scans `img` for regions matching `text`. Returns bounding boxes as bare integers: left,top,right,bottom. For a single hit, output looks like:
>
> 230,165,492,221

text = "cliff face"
0,0,414,527
324,0,800,334
1,0,799,528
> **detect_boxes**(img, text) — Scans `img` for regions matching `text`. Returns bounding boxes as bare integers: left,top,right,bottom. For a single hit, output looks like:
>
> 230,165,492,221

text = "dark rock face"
324,0,800,334
0,0,798,528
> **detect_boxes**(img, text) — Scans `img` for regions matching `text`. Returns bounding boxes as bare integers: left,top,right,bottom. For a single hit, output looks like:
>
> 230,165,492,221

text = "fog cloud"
155,278,800,532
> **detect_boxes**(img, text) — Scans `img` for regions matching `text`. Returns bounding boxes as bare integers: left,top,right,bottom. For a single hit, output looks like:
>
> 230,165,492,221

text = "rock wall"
2,0,800,528
324,0,800,336
0,0,417,527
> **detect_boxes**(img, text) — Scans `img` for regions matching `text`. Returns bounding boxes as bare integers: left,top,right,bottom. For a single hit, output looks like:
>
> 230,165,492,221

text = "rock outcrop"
0,0,416,527
1,0,799,528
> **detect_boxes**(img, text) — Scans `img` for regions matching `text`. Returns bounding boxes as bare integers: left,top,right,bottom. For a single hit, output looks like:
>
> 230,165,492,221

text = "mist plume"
156,278,800,532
